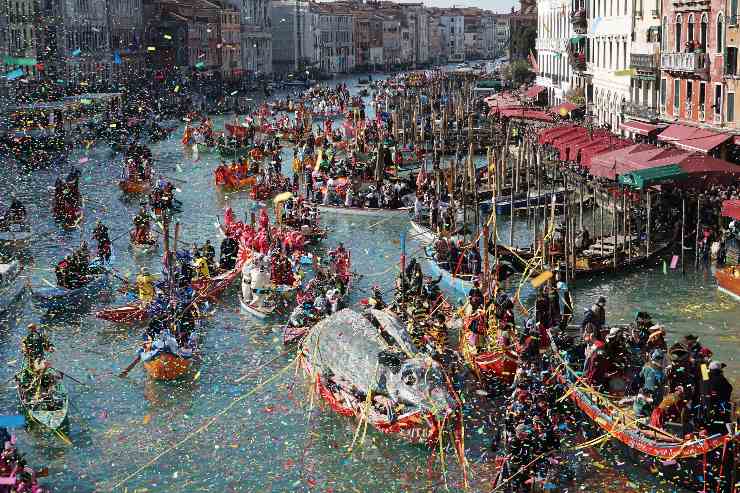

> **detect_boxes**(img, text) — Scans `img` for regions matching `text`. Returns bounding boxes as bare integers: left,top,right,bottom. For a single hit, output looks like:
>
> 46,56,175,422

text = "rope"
107,357,298,491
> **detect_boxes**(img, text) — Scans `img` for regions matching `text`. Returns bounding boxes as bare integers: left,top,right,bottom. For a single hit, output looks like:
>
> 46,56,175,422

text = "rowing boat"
119,177,152,194
129,231,158,255
143,352,193,381
239,293,275,319
16,367,69,431
31,270,109,311
0,224,32,247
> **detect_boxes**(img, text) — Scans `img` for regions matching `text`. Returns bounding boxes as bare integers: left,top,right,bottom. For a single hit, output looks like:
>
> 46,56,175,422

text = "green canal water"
0,77,737,492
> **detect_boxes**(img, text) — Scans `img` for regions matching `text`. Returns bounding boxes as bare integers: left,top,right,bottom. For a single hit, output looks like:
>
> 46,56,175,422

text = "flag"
113,51,122,65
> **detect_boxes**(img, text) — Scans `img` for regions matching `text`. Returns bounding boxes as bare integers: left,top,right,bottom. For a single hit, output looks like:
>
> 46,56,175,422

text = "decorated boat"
423,246,475,298
481,188,567,214
214,165,257,192
716,200,740,301
143,351,193,381
16,367,69,431
141,324,201,381
239,285,297,319
299,309,460,445
548,326,739,491
52,197,83,229
316,203,411,217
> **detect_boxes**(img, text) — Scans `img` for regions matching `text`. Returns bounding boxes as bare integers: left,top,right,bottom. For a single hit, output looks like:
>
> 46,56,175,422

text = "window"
662,17,667,50
675,15,682,52
661,78,667,106
674,79,680,110
700,81,706,110
732,0,738,24
728,47,739,75
729,93,736,122
701,14,708,50
717,14,725,52
715,84,723,115
688,15,694,44
687,80,693,104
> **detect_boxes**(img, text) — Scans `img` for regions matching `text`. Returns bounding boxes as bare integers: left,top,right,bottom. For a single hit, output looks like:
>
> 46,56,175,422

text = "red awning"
581,143,613,167
721,200,740,220
620,120,659,136
538,125,575,145
563,135,592,161
673,131,731,153
657,123,696,142
552,101,578,115
657,123,731,153
552,127,585,147
523,85,545,98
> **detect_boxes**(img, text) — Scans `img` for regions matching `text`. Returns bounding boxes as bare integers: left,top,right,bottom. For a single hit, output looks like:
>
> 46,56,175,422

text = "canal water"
0,76,737,492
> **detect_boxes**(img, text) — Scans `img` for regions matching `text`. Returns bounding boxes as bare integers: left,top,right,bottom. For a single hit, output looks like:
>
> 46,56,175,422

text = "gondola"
15,367,69,431
316,204,411,217
52,200,83,229
548,327,739,492
143,352,193,381
423,246,475,298
119,176,152,194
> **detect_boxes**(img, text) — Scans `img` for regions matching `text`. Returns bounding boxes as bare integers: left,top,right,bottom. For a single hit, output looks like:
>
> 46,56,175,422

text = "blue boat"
31,257,113,311
423,246,474,299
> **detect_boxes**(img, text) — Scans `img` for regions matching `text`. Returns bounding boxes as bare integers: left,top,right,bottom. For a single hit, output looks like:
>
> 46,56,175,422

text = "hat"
597,296,606,306
26,323,37,331
709,361,726,371
683,334,699,342
698,347,713,358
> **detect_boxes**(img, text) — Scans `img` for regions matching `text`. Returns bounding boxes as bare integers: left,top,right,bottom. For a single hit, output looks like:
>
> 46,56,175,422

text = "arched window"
662,17,668,51
701,13,708,50
675,15,682,52
717,13,725,52
688,14,695,45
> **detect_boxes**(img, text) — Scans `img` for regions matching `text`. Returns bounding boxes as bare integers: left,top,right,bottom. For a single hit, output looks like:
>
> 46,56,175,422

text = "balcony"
671,0,710,10
661,52,708,74
569,52,587,72
631,53,658,71
623,102,660,122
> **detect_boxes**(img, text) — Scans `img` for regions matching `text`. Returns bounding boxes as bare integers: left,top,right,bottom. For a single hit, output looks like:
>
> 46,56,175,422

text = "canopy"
273,192,294,204
523,85,545,98
499,108,553,122
657,123,731,153
620,120,660,136
538,125,576,145
2,55,37,66
721,200,740,220
618,164,688,189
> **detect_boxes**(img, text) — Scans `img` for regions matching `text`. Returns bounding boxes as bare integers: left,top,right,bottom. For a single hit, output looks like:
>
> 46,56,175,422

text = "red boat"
459,312,519,383
717,200,740,301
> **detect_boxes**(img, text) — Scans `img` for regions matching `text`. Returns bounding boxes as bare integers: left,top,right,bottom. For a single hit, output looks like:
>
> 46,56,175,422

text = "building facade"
381,16,402,67
239,0,272,74
219,4,242,79
623,0,662,130
109,0,145,85
311,6,354,74
439,13,465,62
660,0,725,127
725,0,740,132
270,0,312,74
536,0,574,104
7,0,40,80
587,0,633,132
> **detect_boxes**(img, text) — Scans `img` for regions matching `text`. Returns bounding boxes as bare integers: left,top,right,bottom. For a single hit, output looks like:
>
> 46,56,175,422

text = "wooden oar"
54,369,89,387
118,355,140,378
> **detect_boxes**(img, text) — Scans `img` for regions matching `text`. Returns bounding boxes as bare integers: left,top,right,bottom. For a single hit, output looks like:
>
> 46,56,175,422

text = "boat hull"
239,294,274,319
716,265,740,301
424,248,473,298
17,372,68,430
143,353,192,381
31,273,109,310
96,303,149,324
119,179,151,194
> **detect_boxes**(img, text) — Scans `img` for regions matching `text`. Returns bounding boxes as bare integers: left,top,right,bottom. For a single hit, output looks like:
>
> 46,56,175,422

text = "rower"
193,248,210,280
21,324,54,368
132,207,152,244
202,239,216,271
93,220,112,260
136,267,157,305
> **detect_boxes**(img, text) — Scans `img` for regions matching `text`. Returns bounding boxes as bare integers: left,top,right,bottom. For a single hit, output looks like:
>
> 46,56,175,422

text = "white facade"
535,0,573,104
311,10,355,73
238,0,273,74
587,0,633,132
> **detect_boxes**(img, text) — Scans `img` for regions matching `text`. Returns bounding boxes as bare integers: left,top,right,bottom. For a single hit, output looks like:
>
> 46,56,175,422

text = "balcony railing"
569,53,587,71
630,53,658,71
623,102,659,121
661,51,707,73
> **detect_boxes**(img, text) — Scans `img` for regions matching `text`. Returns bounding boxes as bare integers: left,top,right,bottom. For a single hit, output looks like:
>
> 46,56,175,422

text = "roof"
721,200,740,220
499,108,553,122
657,123,731,153
620,120,660,136
538,125,576,145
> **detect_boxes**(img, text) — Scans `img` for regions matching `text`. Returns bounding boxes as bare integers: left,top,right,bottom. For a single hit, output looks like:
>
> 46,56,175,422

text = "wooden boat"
316,204,411,217
548,327,739,490
52,202,83,229
423,246,474,298
143,352,193,381
119,177,152,194
214,173,257,193
716,266,740,301
0,225,32,248
31,270,109,311
95,303,150,324
16,367,69,430
239,293,276,319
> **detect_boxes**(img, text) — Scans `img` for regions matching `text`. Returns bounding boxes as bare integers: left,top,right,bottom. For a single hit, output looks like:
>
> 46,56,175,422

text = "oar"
55,369,89,387
118,355,140,378
109,228,134,244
